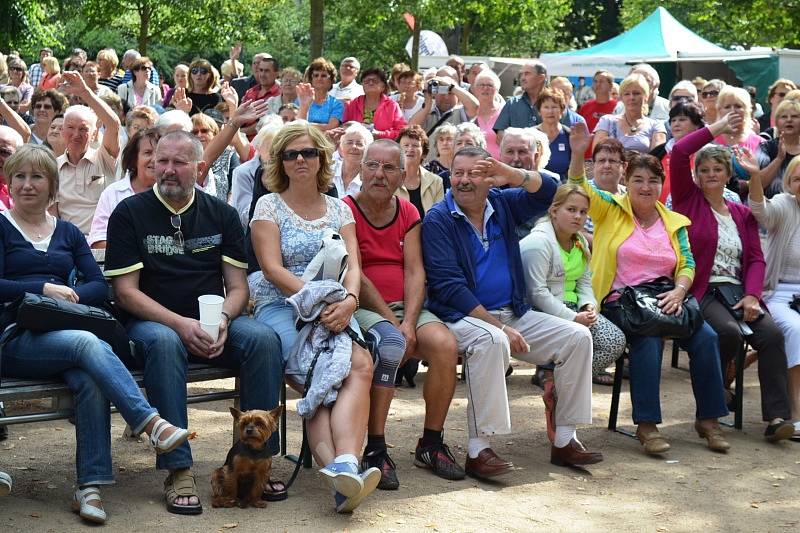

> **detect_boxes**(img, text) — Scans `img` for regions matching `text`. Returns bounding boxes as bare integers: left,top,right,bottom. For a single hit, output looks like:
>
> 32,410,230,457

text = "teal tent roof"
549,7,724,58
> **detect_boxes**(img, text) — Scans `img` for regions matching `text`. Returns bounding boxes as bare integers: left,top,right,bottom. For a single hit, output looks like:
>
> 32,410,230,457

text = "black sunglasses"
134,65,152,72
191,67,209,75
701,90,719,98
9,66,25,72
170,214,184,248
281,148,320,161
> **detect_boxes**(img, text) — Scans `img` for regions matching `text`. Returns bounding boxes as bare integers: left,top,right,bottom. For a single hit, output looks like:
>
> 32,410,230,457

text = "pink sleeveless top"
611,218,677,293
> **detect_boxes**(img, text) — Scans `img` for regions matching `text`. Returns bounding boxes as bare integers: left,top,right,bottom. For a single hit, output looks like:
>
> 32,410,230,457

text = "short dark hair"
453,145,491,166
625,153,666,183
30,89,68,115
669,101,705,128
397,125,429,158
360,67,389,95
592,138,625,162
259,57,280,72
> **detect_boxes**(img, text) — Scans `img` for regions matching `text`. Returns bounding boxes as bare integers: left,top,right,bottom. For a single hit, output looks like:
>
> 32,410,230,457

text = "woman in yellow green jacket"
567,123,730,456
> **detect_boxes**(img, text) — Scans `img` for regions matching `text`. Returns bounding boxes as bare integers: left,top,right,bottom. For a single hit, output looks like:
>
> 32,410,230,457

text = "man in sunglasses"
105,130,285,515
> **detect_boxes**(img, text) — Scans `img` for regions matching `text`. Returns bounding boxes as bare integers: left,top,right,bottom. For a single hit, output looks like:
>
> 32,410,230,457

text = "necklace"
12,210,51,240
623,113,642,134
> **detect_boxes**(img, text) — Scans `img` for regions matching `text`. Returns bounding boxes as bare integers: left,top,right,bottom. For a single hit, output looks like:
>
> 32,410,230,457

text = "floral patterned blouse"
247,192,354,305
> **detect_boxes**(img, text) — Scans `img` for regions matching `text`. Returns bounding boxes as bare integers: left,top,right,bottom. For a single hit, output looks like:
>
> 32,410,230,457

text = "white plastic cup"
198,294,224,324
200,321,220,342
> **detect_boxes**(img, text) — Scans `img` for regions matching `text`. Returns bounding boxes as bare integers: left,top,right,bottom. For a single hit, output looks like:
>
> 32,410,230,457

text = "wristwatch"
520,170,532,188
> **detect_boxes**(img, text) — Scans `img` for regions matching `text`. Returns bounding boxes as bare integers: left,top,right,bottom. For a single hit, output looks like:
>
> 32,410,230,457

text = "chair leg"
280,382,287,456
608,355,625,431
733,340,746,430
671,340,680,369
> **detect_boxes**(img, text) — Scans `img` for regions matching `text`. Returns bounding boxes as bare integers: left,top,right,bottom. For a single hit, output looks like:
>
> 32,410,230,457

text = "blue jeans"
254,300,300,364
0,328,158,486
627,321,729,424
122,317,283,470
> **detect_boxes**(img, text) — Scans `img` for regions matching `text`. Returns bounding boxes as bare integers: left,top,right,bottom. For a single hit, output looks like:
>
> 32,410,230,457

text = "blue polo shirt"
450,200,512,311
494,93,587,132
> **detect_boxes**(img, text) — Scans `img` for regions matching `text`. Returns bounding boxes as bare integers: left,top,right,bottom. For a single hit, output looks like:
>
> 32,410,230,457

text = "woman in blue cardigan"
0,145,188,525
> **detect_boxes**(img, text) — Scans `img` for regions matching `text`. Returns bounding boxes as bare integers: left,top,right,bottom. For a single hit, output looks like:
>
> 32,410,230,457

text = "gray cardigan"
519,219,595,321
748,193,800,297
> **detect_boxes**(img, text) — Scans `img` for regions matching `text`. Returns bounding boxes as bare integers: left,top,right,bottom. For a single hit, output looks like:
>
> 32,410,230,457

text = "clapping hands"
296,83,315,107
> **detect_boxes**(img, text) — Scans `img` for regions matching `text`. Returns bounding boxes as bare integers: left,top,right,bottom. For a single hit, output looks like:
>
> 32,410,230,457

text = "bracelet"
501,324,507,332
346,292,360,310
676,283,689,293
520,170,531,188
220,310,231,324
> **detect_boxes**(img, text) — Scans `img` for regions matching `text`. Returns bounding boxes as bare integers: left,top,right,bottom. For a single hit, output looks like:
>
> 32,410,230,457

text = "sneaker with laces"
333,467,381,513
319,461,362,498
413,439,466,480
361,448,399,490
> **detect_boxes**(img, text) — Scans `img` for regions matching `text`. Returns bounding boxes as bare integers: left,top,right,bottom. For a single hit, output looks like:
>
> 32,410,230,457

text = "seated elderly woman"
593,74,666,154
700,79,726,124
424,123,456,183
6,57,33,114
568,123,730,455
395,125,443,218
0,145,188,524
332,122,373,198
266,67,301,115
758,98,800,198
297,57,344,131
520,184,627,385
748,154,800,441
249,122,380,512
343,68,407,139
535,87,572,182
670,113,795,442
472,69,503,157
453,122,486,152
191,111,240,201
667,80,699,109
28,89,68,145
125,105,159,140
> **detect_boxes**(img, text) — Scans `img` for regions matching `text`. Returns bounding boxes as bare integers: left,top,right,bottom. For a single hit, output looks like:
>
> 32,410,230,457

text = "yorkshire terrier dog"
211,406,283,508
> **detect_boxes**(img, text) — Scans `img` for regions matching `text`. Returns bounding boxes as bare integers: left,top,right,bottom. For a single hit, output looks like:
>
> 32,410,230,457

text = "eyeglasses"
34,103,53,110
701,90,719,98
363,160,400,175
281,148,320,161
170,214,184,248
671,95,692,102
775,92,787,98
191,67,209,75
342,140,365,148
475,83,495,89
594,158,622,166
9,67,24,72
134,65,152,71
282,79,299,86
311,72,330,79
362,78,383,85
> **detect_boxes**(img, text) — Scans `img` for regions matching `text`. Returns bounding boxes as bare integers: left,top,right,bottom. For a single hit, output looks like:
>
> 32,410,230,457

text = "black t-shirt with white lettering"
104,187,246,320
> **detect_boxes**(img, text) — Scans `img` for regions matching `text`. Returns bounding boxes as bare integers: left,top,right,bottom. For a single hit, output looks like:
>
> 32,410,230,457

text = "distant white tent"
539,7,725,77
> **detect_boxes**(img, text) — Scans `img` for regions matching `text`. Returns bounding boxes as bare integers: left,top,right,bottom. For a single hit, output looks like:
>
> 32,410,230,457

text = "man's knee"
129,321,187,371
418,324,458,368
232,317,282,365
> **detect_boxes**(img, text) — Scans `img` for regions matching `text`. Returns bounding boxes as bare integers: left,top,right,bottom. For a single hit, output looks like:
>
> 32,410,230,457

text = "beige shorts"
355,302,442,331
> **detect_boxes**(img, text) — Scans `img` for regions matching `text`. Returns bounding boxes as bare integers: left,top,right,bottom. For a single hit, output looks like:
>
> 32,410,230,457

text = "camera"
791,294,800,313
427,80,452,95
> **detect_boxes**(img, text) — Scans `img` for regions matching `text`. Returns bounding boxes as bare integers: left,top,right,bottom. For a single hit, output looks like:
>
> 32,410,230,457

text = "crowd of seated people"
2,44,800,524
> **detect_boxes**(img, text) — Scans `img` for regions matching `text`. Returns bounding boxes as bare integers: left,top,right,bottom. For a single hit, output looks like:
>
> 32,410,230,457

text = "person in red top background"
579,70,617,160
241,57,281,139
343,68,406,139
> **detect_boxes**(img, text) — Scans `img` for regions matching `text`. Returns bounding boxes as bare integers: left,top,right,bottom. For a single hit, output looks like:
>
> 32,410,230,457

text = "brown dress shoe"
464,448,514,479
550,439,604,467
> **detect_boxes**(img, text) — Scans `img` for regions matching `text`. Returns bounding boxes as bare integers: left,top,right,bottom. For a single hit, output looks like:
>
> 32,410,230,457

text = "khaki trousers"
446,308,593,438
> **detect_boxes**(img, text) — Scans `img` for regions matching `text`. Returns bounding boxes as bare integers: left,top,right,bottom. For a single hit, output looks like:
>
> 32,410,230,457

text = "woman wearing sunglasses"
6,58,33,114
116,57,162,111
250,122,380,513
186,58,222,116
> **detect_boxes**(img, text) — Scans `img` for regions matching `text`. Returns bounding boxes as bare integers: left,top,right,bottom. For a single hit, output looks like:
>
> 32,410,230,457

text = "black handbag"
3,293,132,358
602,278,703,339
712,283,744,321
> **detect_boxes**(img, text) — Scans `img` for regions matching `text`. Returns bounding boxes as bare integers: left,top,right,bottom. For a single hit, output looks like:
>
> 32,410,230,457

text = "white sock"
467,437,490,458
554,425,576,448
334,453,359,470
794,421,800,431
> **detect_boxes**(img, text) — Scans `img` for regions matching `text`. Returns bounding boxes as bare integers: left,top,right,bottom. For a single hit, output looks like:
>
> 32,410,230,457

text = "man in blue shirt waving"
422,146,602,479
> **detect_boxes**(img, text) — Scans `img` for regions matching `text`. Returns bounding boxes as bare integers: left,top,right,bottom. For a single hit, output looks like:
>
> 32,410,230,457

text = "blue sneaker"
319,461,362,499
333,467,381,513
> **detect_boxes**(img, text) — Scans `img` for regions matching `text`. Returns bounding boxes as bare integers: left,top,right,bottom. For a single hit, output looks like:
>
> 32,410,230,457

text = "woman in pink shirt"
472,69,502,158
343,68,406,139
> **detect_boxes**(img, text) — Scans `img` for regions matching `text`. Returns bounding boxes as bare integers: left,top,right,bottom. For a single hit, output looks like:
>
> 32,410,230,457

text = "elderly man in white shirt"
330,57,364,104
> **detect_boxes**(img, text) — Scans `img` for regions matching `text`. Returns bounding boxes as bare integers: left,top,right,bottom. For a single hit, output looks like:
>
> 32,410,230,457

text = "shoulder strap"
426,108,456,137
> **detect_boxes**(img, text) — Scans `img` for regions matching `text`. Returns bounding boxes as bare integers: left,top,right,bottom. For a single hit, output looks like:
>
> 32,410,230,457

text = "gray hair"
342,122,374,146
341,56,361,71
156,110,192,134
0,85,21,100
474,69,501,91
455,122,487,149
0,125,24,148
669,80,698,101
363,139,405,170
159,130,204,161
63,105,98,126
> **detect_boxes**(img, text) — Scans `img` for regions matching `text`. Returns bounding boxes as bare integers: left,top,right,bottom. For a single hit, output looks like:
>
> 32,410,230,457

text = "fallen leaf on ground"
30,513,41,518
221,523,238,529
187,432,198,440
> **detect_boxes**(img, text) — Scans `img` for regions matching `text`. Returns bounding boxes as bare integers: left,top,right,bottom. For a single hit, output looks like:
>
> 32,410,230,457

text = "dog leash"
283,324,368,492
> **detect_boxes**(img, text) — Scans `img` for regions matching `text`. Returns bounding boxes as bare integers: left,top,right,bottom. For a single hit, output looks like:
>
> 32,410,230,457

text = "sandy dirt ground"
1,351,799,533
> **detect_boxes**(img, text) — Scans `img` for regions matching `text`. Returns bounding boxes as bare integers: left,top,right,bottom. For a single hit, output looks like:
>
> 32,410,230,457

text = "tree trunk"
310,0,324,59
138,0,150,55
411,15,421,71
460,21,472,56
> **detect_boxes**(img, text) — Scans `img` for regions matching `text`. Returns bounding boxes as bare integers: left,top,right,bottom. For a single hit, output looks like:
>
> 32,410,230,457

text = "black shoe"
530,367,546,389
0,405,7,442
413,439,466,480
361,448,399,490
505,365,514,378
764,420,795,443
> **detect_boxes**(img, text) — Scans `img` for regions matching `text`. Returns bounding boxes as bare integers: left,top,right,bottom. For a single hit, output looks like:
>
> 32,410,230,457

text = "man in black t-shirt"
105,131,284,515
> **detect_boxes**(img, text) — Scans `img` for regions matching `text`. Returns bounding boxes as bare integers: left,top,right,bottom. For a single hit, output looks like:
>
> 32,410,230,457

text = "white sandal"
0,471,11,496
149,418,189,454
72,486,107,524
